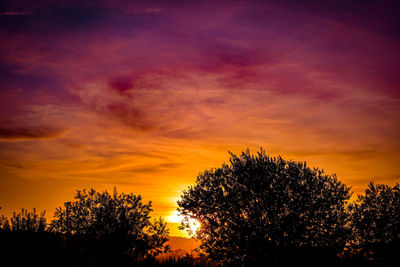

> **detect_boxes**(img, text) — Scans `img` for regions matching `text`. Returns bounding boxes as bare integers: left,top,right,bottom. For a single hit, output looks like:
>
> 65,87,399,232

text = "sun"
168,210,201,235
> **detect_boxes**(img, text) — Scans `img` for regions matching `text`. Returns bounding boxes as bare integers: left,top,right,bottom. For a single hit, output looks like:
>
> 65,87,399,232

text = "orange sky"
0,0,399,237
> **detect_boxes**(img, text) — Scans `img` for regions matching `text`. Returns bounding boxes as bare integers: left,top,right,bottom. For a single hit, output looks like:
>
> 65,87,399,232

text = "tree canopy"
49,188,169,263
177,149,352,265
350,182,400,245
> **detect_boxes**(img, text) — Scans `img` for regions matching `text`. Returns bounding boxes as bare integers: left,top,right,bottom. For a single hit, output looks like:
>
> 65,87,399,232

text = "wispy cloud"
0,11,33,16
0,127,65,141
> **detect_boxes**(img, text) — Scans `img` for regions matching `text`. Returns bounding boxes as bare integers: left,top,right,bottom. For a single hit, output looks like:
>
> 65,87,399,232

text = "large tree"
177,149,352,265
49,188,169,263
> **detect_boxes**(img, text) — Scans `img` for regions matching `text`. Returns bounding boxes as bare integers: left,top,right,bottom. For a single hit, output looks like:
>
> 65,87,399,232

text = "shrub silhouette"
177,149,352,265
0,207,62,266
349,182,400,264
49,188,170,265
0,207,46,232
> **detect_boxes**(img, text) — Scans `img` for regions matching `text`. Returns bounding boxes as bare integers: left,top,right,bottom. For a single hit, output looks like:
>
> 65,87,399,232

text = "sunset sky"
0,0,399,237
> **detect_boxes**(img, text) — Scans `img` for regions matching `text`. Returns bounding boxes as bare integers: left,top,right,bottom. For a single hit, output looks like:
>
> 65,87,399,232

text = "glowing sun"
168,210,201,235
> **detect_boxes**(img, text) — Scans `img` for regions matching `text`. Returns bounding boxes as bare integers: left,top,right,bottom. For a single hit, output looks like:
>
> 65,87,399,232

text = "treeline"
1,149,399,266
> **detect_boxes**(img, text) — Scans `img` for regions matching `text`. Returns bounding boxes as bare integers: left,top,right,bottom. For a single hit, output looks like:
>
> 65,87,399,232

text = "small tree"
0,208,61,266
350,182,400,245
49,188,169,262
177,149,352,265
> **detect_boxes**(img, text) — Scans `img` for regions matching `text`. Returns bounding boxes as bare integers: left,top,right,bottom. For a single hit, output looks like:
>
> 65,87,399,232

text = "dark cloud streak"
0,127,65,141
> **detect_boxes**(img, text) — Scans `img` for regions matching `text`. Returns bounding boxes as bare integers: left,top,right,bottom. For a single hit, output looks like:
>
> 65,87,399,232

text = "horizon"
1,0,399,239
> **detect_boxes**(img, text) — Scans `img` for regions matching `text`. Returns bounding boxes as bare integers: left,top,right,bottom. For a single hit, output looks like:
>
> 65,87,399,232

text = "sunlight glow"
168,210,201,235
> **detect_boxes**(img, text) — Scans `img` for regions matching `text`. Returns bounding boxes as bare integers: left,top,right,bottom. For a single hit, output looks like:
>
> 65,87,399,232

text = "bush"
0,207,61,266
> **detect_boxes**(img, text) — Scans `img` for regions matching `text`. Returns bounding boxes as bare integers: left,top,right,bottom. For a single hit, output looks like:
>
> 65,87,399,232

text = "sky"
0,0,399,237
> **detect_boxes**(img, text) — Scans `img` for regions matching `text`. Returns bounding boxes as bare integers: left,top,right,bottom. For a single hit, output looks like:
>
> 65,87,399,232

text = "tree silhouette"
350,182,400,244
177,149,352,265
0,208,58,266
349,182,400,263
0,207,46,232
49,188,170,264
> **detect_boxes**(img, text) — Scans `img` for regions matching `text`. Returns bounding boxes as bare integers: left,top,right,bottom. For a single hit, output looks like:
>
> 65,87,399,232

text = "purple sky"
0,0,399,236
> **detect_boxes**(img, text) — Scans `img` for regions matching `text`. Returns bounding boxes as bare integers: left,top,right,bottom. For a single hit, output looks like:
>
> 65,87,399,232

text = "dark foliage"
1,152,400,266
350,182,400,244
49,188,170,265
158,253,215,266
349,182,400,265
0,208,60,266
0,207,46,232
177,149,352,265
0,230,68,266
